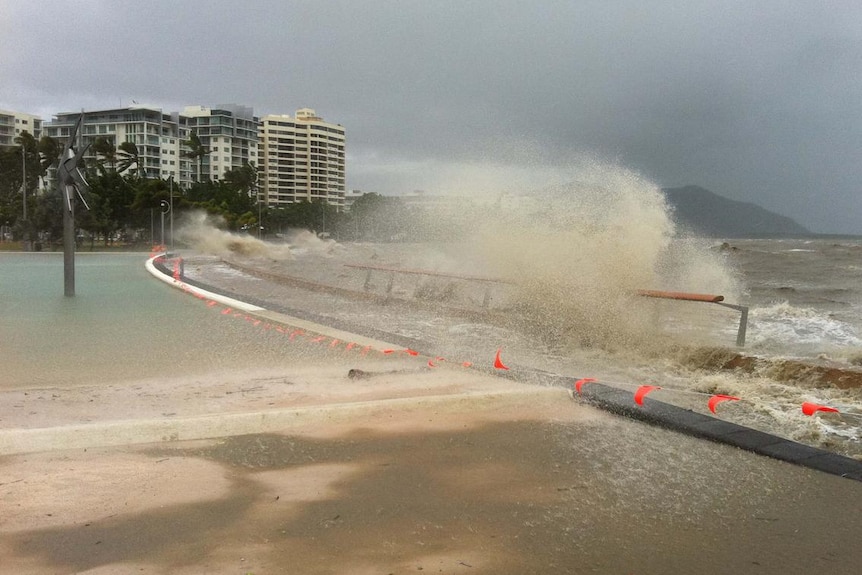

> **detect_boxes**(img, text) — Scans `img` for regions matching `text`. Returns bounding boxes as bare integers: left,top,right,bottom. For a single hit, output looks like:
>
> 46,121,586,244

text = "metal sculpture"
57,114,90,296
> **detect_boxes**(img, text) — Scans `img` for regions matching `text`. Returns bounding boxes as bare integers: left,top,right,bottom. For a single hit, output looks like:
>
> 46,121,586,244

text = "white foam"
749,302,862,350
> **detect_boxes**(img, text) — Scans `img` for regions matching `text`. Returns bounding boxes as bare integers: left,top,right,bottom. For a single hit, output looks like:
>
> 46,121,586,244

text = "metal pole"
63,188,75,296
21,146,28,251
169,176,174,252
159,199,170,250
715,302,749,347
21,146,27,221
257,186,262,239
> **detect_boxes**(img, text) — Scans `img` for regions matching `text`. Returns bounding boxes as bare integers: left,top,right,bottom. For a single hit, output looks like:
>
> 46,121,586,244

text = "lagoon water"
0,252,336,390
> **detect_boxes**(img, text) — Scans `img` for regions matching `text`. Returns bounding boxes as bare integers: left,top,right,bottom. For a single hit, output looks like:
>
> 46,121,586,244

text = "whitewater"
177,162,862,460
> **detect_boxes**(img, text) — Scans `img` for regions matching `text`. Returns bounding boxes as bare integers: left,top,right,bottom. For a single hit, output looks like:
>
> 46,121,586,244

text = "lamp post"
160,199,170,250
257,185,262,240
169,175,174,252
21,145,26,221
21,146,28,251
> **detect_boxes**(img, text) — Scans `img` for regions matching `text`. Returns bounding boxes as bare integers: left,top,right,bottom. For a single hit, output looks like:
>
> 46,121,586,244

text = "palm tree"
223,162,257,195
91,136,117,174
182,132,210,182
117,141,142,178
37,135,60,171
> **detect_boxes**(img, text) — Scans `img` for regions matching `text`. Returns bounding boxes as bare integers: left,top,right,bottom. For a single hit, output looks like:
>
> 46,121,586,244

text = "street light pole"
21,146,27,251
21,145,26,221
160,199,170,250
257,185,262,240
169,175,174,252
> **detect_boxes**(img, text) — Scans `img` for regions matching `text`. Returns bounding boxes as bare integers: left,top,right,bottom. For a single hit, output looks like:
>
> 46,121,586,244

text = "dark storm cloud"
1,0,860,233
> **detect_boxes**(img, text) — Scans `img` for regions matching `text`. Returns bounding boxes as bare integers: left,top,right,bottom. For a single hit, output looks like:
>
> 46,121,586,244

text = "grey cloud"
1,0,861,232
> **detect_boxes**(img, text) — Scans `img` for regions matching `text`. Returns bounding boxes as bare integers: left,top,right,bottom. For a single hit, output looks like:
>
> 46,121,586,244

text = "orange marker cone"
493,348,509,370
801,402,840,416
574,378,596,394
708,394,740,414
634,385,661,405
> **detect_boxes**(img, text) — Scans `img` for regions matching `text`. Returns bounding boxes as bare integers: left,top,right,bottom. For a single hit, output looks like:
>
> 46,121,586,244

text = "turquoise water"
0,253,328,390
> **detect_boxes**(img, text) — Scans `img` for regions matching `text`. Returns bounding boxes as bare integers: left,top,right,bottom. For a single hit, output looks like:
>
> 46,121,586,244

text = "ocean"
729,237,862,360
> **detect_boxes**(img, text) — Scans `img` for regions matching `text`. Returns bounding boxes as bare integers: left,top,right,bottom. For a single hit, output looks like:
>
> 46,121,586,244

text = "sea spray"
173,211,286,259
175,159,742,353
175,211,341,260
454,160,741,351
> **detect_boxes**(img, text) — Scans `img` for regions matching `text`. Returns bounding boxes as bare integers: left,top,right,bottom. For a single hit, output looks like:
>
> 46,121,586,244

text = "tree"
185,178,256,231
223,162,257,195
80,169,133,246
182,132,209,182
347,192,409,240
90,136,117,174
116,141,142,178
37,135,61,175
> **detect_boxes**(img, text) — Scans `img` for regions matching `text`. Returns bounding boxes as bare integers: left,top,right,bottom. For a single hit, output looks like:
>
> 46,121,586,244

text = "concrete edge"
146,254,264,312
147,254,402,350
576,381,862,481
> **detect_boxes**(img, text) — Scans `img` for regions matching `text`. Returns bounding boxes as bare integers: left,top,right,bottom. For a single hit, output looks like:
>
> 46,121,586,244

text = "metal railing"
636,290,749,347
345,264,750,346
343,263,510,308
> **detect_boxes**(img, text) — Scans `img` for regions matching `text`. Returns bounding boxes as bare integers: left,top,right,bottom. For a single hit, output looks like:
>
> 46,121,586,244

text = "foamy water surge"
180,161,861,458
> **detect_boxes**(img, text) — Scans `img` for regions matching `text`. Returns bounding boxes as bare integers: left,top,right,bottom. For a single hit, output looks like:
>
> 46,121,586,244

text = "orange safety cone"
493,348,509,370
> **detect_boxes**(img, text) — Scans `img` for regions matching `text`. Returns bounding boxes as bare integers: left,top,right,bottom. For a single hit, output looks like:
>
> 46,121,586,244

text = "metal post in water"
63,188,75,296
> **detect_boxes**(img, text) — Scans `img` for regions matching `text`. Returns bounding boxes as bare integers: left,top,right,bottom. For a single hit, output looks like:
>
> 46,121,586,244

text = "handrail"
344,263,509,307
343,263,511,284
635,289,724,303
346,264,749,346
637,289,748,347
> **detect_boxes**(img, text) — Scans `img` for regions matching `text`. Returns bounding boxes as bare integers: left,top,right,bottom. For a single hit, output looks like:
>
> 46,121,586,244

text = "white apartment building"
258,108,346,208
43,106,189,183
0,109,42,147
183,104,259,182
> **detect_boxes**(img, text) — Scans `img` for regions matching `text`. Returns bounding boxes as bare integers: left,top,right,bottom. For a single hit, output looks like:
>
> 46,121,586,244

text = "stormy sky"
2,0,860,234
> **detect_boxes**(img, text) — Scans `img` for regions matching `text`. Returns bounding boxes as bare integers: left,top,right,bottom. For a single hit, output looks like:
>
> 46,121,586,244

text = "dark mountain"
662,185,811,238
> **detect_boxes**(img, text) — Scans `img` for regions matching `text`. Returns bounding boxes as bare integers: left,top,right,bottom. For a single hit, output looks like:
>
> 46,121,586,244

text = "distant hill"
662,185,811,238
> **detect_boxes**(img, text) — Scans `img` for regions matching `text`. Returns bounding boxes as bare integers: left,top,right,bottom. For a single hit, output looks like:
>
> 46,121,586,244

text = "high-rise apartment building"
43,106,188,182
258,108,346,208
183,104,259,182
41,104,344,202
0,109,42,147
